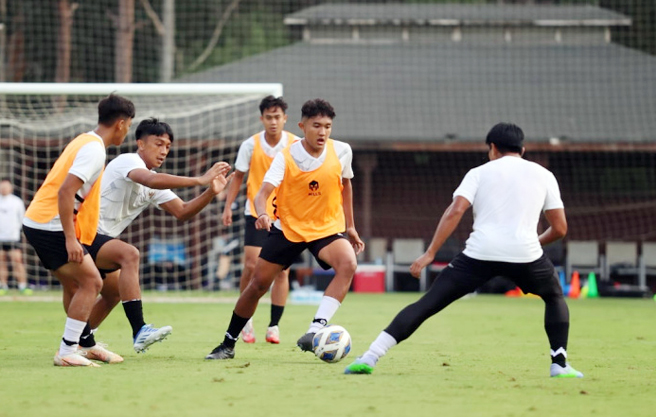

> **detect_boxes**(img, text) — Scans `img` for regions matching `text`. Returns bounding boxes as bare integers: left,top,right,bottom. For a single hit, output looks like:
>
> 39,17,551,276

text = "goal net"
0,82,282,291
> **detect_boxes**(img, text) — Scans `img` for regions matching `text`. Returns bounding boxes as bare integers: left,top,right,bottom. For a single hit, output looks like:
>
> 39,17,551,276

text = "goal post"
0,82,283,292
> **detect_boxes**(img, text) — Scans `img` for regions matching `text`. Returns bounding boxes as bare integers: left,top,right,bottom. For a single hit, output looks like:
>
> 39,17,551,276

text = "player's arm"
221,170,246,226
58,174,86,263
410,196,471,278
539,208,567,246
160,172,234,222
342,178,364,255
127,162,230,190
253,182,276,232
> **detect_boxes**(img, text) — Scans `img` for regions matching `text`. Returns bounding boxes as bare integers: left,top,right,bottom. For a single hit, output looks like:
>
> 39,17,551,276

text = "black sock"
122,300,146,338
223,311,250,349
79,323,96,348
269,304,285,327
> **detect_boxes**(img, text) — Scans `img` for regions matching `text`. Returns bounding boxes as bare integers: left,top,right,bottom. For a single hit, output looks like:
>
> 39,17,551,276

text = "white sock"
308,296,341,333
18,283,27,291
59,317,86,357
361,331,397,367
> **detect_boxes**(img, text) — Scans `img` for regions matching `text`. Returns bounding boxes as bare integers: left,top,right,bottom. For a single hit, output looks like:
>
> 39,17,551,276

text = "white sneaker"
241,318,256,343
550,363,584,378
133,324,172,353
266,325,280,344
80,343,124,364
54,351,101,367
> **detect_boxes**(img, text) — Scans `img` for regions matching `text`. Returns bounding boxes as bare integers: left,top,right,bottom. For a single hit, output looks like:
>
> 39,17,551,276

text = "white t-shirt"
263,139,354,230
98,153,177,238
23,132,106,231
0,193,25,242
234,131,294,216
454,156,564,263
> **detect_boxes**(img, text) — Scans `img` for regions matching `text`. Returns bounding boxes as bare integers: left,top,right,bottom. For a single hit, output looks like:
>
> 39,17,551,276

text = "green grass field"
1,292,655,417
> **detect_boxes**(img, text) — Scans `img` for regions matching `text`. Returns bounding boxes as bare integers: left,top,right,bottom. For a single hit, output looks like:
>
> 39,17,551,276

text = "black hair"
301,99,336,120
485,122,524,154
97,94,136,126
135,117,175,142
0,178,10,183
259,95,288,114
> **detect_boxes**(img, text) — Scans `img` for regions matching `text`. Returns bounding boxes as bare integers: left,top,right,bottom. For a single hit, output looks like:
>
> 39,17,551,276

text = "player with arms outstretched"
77,118,232,360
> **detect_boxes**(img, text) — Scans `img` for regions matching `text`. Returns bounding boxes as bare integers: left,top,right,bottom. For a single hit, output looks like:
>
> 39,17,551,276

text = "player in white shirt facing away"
0,179,30,295
345,123,583,378
221,96,298,344
78,118,232,357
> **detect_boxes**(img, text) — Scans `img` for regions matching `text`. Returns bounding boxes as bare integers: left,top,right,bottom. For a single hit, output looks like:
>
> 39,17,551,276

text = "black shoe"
205,343,235,360
296,332,316,352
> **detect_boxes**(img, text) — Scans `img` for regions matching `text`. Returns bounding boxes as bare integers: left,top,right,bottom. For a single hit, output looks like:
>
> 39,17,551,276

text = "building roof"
180,41,656,146
284,4,631,27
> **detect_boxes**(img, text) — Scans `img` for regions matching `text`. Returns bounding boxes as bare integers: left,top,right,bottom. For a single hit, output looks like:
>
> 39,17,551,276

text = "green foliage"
1,293,655,417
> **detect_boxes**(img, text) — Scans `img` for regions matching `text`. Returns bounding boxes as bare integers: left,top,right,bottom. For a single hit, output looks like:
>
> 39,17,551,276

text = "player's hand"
222,204,233,226
211,171,234,195
410,252,433,279
65,237,85,264
199,162,231,186
255,214,271,231
346,227,365,255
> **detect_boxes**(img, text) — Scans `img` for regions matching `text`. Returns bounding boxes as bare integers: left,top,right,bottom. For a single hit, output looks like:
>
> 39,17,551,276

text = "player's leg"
205,258,285,360
266,268,289,344
206,228,298,360
296,237,357,351
52,257,104,367
345,253,488,374
75,270,124,364
510,255,583,378
0,249,8,294
239,245,260,343
92,236,172,353
9,248,30,295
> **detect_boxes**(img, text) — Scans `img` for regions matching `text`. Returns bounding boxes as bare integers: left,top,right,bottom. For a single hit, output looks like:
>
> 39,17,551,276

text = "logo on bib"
308,180,321,196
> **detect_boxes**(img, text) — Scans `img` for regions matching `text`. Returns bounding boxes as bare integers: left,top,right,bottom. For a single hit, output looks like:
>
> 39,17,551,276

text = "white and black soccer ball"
312,325,351,363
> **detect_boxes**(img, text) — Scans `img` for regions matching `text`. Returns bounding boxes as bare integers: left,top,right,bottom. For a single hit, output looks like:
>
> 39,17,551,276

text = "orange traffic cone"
569,271,581,298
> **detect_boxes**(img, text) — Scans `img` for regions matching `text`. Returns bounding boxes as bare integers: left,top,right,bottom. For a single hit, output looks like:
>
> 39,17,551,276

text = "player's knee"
333,258,357,277
243,258,257,274
121,245,140,267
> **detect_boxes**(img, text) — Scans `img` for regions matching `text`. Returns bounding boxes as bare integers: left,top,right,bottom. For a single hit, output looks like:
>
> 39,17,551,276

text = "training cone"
587,272,599,298
568,271,581,299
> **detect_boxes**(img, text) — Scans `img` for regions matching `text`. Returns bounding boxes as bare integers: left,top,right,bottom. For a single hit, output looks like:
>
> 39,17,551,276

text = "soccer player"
22,94,135,367
0,179,30,295
221,95,298,344
206,98,365,360
78,117,231,358
344,123,584,378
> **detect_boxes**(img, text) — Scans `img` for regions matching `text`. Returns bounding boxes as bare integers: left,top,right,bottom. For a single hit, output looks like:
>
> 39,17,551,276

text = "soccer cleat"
133,324,172,353
54,351,101,367
19,287,33,296
265,326,280,344
205,343,235,360
241,318,256,343
550,363,584,378
296,332,316,352
0,288,7,296
80,343,124,364
344,358,375,375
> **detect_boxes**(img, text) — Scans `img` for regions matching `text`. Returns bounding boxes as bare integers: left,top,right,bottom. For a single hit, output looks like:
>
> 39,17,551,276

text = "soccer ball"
312,325,351,363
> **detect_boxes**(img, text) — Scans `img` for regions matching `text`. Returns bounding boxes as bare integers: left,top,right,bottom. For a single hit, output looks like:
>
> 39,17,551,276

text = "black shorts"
83,233,119,277
244,215,268,247
0,241,20,251
438,252,562,297
22,225,89,271
259,226,346,270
